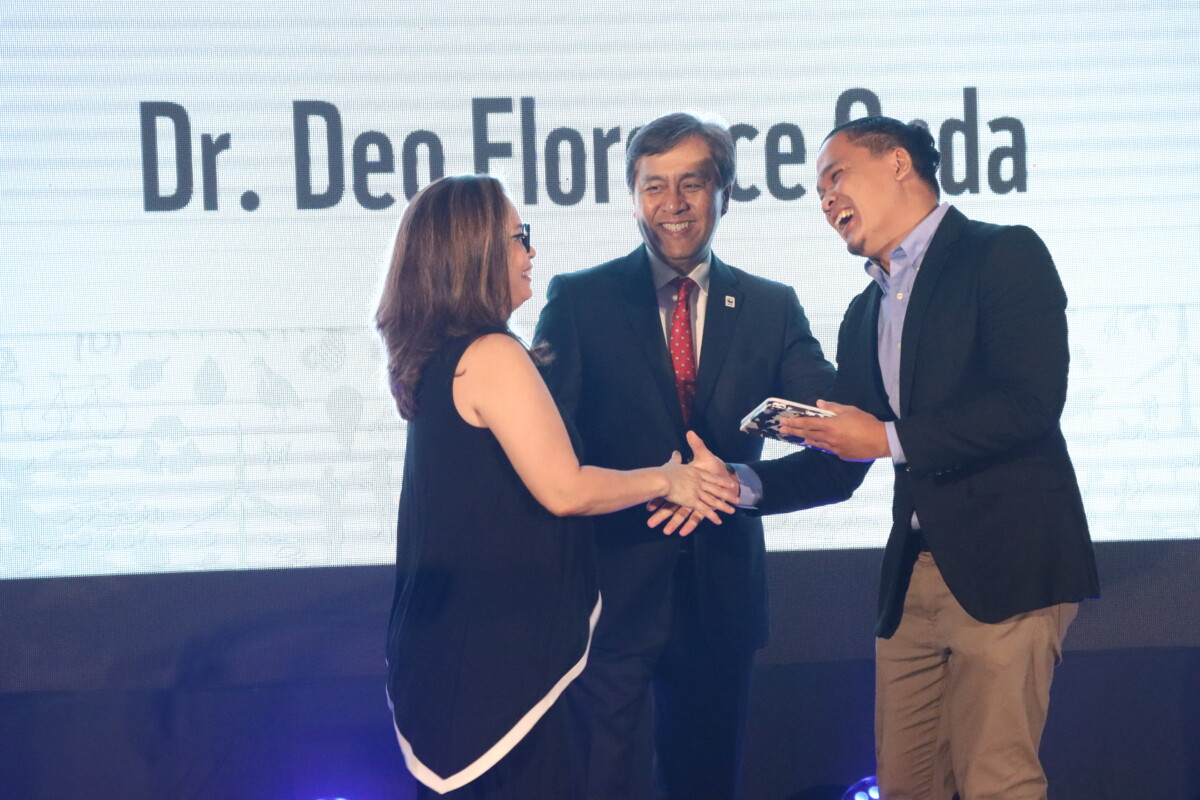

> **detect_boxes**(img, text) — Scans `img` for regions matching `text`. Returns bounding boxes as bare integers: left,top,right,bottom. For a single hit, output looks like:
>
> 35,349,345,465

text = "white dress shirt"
647,250,711,362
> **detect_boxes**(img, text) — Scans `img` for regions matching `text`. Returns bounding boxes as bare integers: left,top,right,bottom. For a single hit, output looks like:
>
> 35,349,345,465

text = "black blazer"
751,207,1100,637
534,245,845,650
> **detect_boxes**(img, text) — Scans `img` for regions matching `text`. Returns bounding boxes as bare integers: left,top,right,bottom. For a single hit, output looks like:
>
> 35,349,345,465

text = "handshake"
647,399,888,537
648,430,741,538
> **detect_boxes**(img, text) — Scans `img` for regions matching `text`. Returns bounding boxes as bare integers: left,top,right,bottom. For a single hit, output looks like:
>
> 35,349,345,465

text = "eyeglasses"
513,223,531,253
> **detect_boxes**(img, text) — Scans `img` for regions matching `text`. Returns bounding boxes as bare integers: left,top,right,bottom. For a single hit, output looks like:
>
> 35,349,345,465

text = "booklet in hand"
739,397,834,447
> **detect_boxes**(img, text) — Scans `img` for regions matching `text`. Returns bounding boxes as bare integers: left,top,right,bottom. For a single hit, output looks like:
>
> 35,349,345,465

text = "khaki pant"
875,552,1077,800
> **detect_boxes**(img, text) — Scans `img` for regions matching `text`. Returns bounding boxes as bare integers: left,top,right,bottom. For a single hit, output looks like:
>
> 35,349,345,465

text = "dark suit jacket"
750,207,1100,638
534,245,851,651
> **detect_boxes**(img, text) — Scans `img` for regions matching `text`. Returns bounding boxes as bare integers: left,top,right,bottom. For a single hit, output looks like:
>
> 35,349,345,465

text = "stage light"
841,775,879,800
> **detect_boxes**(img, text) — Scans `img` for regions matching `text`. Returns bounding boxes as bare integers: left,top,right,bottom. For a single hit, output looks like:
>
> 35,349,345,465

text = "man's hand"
647,431,737,536
779,400,888,462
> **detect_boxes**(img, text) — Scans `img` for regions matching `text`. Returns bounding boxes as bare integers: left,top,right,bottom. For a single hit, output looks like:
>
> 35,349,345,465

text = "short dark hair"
625,112,736,193
825,116,941,198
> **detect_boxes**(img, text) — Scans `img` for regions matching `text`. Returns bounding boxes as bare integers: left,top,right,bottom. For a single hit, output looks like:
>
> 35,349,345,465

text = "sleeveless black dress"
386,328,599,795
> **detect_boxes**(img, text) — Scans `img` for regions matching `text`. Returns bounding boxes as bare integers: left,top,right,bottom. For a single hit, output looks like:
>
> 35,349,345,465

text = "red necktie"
668,277,697,424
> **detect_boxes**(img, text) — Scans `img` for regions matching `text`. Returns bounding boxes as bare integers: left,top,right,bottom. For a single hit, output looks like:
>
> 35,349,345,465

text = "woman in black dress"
375,174,735,799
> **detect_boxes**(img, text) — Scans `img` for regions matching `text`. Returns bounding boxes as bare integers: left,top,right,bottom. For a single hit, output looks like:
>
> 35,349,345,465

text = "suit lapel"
899,206,967,416
693,257,742,419
615,247,688,430
850,283,890,415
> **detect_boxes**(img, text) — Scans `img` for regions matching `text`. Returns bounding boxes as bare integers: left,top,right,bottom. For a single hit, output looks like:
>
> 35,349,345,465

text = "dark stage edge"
1,540,1198,798
0,647,1196,800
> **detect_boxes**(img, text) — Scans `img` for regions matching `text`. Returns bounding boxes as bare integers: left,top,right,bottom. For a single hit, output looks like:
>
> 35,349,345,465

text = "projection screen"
3,2,1198,583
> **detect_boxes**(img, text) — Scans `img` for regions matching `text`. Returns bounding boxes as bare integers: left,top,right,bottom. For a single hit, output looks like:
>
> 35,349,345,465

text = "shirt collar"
865,203,952,291
649,248,712,294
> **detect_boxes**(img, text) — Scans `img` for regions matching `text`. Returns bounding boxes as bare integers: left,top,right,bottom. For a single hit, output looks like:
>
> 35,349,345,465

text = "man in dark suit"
729,116,1099,800
533,112,852,800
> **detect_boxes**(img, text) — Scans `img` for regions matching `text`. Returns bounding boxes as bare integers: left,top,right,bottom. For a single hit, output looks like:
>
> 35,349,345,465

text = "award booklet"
739,397,834,447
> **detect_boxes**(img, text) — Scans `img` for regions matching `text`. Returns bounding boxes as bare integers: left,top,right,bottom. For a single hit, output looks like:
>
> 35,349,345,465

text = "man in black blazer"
737,117,1100,800
534,112,851,800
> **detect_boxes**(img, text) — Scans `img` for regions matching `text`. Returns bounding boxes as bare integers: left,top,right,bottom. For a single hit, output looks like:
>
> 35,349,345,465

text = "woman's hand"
656,437,738,534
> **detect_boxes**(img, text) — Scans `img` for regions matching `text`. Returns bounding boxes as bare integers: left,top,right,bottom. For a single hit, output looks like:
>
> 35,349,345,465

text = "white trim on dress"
392,591,602,795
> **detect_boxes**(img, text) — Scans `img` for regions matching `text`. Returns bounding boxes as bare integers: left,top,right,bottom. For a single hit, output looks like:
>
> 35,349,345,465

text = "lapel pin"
725,295,736,308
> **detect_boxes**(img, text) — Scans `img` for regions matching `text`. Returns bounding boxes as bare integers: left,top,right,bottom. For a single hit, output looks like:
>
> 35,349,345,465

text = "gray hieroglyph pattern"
0,327,405,579
1,304,1198,578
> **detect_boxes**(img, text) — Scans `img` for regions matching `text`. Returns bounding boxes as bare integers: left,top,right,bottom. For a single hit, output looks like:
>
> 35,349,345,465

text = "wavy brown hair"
375,175,514,420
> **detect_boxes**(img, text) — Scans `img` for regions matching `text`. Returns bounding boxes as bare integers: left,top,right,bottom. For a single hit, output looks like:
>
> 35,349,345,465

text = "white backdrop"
2,2,1198,578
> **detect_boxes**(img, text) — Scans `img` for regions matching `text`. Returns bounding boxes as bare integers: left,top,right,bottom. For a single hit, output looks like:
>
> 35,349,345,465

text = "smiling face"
505,203,534,313
631,135,730,275
815,132,920,270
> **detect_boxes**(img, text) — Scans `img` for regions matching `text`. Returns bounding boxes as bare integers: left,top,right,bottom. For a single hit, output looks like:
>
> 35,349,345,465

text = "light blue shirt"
872,202,951,467
733,203,951,510
868,202,950,530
